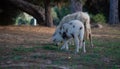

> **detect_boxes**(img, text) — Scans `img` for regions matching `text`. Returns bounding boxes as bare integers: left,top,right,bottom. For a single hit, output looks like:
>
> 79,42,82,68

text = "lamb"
59,11,93,47
52,20,86,53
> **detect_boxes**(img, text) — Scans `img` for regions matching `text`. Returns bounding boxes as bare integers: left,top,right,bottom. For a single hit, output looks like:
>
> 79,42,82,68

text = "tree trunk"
8,0,45,25
44,0,53,27
70,0,83,13
109,0,119,24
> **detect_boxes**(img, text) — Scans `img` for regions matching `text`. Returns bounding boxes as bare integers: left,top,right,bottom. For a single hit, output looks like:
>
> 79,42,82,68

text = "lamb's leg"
83,40,86,53
79,39,86,53
74,35,80,53
65,40,69,51
89,33,93,47
61,44,65,50
61,40,69,51
68,38,74,46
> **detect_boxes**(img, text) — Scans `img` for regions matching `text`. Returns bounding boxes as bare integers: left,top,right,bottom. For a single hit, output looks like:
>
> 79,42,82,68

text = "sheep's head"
52,29,63,44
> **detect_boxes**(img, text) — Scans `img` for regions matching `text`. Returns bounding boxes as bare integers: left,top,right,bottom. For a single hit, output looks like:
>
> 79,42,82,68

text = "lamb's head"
52,28,63,44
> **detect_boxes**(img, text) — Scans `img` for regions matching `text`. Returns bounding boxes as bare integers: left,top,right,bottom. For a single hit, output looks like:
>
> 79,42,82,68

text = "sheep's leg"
61,40,69,51
65,40,69,51
79,39,83,49
79,31,84,49
79,34,86,53
68,38,72,45
68,38,74,46
89,33,93,47
79,39,82,49
74,35,80,53
61,44,65,50
83,40,86,53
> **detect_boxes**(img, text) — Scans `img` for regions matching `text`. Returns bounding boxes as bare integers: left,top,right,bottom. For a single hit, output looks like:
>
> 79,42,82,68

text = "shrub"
53,18,60,26
91,13,106,23
52,6,70,26
51,8,60,25
54,6,70,22
15,12,34,25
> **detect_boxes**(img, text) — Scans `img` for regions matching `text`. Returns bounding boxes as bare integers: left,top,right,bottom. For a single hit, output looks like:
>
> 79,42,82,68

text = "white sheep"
52,20,86,53
59,11,93,47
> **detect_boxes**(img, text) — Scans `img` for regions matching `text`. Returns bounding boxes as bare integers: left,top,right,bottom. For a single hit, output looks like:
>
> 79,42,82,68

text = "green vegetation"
13,46,37,53
0,35,120,69
11,38,118,69
90,13,106,23
51,39,120,69
52,6,71,25
2,39,119,69
42,45,58,51
0,38,119,69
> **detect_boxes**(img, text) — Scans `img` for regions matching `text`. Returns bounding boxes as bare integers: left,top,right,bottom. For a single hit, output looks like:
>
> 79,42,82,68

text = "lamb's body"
59,12,93,47
52,20,86,53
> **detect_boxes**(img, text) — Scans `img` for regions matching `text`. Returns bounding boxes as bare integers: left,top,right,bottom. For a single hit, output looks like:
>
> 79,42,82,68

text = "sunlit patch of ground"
0,26,55,46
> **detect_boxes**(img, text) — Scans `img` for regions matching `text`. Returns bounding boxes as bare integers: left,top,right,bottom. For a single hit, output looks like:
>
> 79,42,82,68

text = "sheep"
52,20,86,53
59,11,93,47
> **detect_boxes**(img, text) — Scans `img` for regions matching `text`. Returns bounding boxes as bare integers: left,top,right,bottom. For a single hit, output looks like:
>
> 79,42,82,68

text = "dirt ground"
0,25,120,69
0,26,57,69
0,26,55,46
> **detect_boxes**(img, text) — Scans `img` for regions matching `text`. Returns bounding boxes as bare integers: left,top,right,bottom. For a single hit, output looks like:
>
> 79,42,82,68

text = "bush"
52,6,70,26
51,8,60,25
53,18,60,26
54,6,70,21
91,13,106,23
15,12,33,25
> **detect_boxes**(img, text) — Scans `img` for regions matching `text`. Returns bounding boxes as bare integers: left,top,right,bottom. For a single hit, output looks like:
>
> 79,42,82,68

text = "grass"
0,38,120,69
0,25,120,69
12,45,42,53
42,44,59,51
47,38,120,69
9,39,120,69
0,46,42,61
